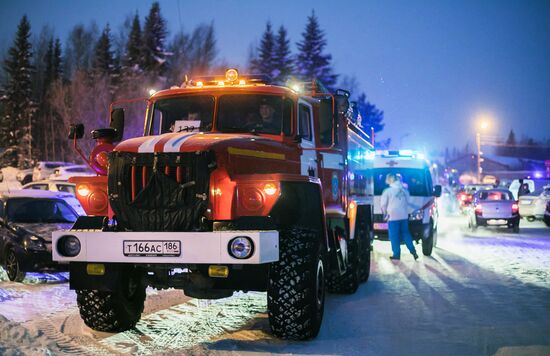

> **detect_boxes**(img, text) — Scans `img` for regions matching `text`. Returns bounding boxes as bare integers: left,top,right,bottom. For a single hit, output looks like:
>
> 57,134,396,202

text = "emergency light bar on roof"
376,150,426,160
184,69,272,88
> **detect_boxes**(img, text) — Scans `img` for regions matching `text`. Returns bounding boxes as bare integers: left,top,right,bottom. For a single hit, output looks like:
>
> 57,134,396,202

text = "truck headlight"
57,235,81,257
228,236,254,259
409,209,424,221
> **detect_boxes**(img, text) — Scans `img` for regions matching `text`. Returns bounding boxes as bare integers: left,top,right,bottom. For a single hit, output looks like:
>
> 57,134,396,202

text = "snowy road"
1,215,549,355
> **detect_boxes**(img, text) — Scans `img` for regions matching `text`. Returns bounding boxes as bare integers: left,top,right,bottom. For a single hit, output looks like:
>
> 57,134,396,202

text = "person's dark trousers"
388,219,417,258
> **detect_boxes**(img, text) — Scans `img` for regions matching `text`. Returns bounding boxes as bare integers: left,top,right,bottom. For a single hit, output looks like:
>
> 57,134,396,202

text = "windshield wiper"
177,126,199,133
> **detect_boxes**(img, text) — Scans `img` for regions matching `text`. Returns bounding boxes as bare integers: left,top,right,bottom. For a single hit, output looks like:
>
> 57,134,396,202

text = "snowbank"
0,314,60,355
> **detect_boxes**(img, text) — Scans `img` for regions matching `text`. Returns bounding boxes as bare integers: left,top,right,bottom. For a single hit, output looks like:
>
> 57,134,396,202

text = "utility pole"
476,131,483,183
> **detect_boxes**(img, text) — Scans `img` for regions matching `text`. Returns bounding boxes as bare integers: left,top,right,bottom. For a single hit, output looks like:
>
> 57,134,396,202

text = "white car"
518,186,550,222
22,180,85,215
49,165,95,181
32,161,73,182
16,168,34,185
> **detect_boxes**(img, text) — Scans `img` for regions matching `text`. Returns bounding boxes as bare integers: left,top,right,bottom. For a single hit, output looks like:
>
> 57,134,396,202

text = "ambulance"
372,150,441,256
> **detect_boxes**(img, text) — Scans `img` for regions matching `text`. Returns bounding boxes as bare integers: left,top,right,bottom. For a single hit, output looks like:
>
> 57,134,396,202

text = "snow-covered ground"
0,214,549,355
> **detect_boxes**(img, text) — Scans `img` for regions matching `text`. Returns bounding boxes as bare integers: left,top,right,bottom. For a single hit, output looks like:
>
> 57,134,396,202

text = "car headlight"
57,235,81,257
25,235,47,251
228,236,254,259
409,209,424,221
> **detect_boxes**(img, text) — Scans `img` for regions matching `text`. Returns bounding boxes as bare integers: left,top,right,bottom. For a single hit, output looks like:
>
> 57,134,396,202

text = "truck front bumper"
52,230,279,264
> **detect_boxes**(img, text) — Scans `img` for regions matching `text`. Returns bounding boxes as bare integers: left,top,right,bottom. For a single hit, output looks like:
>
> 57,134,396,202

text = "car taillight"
512,203,519,214
475,204,483,215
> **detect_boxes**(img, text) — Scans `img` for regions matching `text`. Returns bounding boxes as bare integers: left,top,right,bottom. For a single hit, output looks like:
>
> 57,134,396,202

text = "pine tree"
93,25,115,76
250,22,276,78
273,25,293,83
142,2,168,78
123,13,142,73
0,16,36,167
506,129,516,146
296,11,337,90
354,93,384,133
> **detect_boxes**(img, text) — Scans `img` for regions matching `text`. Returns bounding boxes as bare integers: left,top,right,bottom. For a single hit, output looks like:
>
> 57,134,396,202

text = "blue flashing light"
349,149,375,162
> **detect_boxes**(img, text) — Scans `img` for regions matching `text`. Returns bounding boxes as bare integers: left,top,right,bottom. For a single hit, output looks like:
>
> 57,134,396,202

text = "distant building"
446,153,547,183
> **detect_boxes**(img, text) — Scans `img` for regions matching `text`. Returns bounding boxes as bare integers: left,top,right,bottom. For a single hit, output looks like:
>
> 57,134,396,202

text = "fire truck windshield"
217,94,290,135
153,95,215,134
151,94,292,135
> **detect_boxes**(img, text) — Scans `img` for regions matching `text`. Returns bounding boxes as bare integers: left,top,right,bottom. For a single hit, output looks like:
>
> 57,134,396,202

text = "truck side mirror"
334,89,350,114
110,108,125,142
433,185,442,198
68,123,85,139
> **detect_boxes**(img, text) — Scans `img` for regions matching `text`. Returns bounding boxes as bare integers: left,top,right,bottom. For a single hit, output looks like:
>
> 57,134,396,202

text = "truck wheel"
326,237,360,293
5,249,26,282
422,227,434,256
512,224,520,233
545,217,550,227
268,227,325,340
356,216,372,283
76,268,145,332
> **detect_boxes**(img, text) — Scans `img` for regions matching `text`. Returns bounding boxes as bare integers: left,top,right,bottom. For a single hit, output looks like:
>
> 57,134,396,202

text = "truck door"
298,100,318,177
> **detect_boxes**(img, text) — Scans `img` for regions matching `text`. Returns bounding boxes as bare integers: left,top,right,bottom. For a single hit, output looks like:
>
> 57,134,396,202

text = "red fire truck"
53,69,375,340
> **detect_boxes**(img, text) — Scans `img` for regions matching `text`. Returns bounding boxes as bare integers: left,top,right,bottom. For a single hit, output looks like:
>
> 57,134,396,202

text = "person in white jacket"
380,173,418,260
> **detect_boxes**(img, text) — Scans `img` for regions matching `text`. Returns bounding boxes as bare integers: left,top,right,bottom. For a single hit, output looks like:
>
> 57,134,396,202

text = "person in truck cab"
257,99,281,133
381,173,419,261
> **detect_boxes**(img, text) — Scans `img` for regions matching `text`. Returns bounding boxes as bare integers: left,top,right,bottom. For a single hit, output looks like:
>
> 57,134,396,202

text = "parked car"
509,178,550,200
457,184,493,214
16,168,34,185
48,165,95,181
468,189,520,233
518,186,550,222
544,201,550,227
0,190,80,281
32,161,73,182
22,180,85,215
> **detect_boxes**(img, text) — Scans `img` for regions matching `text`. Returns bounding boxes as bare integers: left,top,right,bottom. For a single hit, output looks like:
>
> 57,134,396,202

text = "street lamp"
476,120,489,183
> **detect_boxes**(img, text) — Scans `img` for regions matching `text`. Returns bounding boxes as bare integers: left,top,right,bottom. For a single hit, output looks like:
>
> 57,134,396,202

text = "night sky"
2,0,549,152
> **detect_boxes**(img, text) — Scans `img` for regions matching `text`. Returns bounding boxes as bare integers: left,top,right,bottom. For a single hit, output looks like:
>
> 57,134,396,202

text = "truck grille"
108,151,216,232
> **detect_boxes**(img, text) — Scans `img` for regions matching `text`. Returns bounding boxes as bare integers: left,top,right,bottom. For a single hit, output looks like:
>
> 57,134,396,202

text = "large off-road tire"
76,268,146,332
5,249,26,282
268,227,325,340
422,226,435,256
356,215,373,283
359,243,372,283
326,238,359,294
512,224,520,233
545,216,550,227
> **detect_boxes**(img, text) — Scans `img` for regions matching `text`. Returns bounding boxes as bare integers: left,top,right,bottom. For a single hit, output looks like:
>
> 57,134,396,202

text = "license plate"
520,200,532,205
374,223,388,230
123,240,181,257
487,219,507,225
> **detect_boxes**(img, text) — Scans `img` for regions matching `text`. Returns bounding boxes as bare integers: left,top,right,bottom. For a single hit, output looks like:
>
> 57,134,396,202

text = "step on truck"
53,69,375,340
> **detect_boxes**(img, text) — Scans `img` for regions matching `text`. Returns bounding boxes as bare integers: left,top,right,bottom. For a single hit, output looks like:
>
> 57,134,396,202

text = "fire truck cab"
53,69,375,340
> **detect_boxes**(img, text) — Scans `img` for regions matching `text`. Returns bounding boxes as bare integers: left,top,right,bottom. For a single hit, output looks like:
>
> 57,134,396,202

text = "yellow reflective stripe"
228,147,285,160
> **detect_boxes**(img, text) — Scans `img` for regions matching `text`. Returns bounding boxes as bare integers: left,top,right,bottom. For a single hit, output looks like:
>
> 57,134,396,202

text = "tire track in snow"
95,292,267,355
